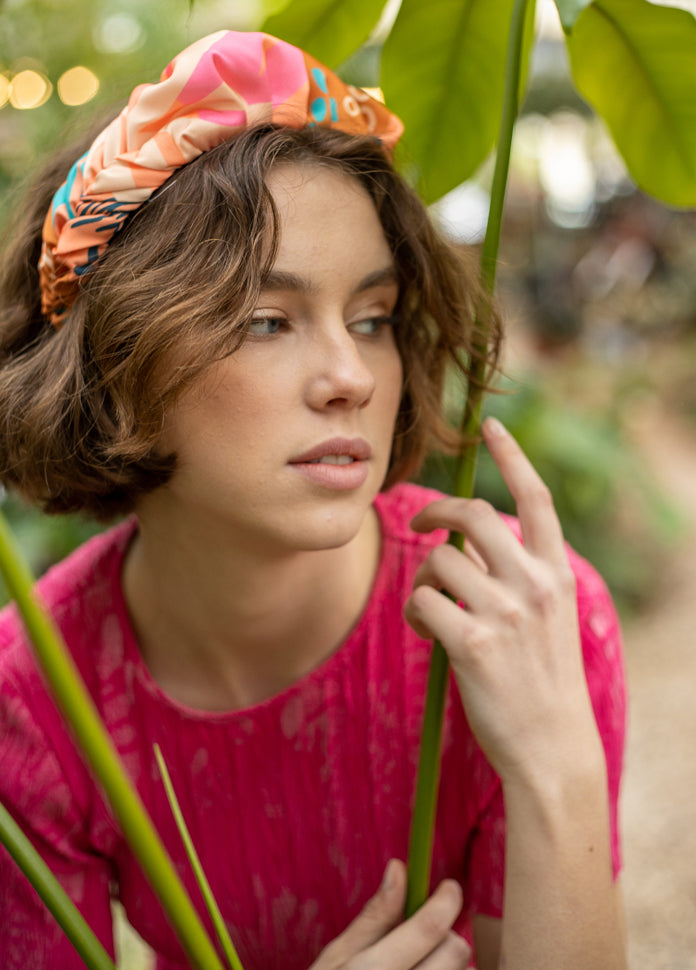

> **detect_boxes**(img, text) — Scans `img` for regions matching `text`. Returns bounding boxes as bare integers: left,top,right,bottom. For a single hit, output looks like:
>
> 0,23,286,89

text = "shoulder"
0,517,136,660
0,520,134,856
0,517,137,765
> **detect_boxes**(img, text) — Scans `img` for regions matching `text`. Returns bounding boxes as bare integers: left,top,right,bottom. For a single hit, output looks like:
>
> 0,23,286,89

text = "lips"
288,437,372,490
288,437,372,465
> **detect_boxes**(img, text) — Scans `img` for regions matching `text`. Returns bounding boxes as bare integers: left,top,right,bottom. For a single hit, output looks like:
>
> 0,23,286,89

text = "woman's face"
153,161,404,554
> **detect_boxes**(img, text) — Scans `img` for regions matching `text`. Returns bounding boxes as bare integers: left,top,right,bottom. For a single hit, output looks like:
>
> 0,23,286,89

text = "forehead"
265,162,392,270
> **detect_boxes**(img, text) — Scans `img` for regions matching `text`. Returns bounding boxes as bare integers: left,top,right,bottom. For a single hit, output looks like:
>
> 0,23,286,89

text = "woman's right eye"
247,317,285,336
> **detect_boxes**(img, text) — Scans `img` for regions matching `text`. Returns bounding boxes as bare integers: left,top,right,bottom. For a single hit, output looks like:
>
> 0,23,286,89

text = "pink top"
0,484,626,969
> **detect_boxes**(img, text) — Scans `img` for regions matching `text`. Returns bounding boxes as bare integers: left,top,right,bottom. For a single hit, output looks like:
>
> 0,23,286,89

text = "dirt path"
621,411,696,969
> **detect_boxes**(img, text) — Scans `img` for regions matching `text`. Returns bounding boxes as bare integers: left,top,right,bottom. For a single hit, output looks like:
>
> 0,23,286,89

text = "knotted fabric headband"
39,30,404,329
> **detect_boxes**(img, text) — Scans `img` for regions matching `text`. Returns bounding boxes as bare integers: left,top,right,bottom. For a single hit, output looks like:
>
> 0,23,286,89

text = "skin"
124,162,627,968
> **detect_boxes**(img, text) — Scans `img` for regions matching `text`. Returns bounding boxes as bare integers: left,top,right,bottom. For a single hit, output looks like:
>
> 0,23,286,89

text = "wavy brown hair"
0,122,501,520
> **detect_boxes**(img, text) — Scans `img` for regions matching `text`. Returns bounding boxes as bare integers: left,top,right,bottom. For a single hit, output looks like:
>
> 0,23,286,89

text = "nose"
305,322,376,411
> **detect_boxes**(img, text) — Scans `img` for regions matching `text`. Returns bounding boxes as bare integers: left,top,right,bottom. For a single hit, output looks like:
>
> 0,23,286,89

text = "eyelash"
247,315,399,338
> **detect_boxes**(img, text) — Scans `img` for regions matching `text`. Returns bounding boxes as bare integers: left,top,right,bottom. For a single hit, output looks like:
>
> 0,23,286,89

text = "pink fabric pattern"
0,485,626,969
39,31,403,328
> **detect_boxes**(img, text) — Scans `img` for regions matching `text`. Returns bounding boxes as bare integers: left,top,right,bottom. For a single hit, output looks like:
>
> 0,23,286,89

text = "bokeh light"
93,13,145,54
57,66,99,106
8,70,52,109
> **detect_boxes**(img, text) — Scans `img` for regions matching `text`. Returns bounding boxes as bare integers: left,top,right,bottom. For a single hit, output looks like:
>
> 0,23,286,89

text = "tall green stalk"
405,0,533,917
0,800,117,970
0,509,227,970
154,745,246,970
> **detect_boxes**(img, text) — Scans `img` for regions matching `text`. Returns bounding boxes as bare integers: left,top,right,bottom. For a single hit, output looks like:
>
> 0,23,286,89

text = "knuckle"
531,480,554,505
558,562,577,594
466,498,494,522
499,597,525,629
529,573,557,610
528,565,576,613
463,623,492,659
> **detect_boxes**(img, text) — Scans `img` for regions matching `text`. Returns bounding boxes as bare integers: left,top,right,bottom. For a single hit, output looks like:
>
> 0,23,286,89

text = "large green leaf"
553,0,593,31
261,0,388,69
381,0,531,203
566,0,696,206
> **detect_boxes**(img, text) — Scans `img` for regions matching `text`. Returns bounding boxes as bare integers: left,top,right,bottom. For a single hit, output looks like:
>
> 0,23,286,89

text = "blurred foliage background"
1,0,695,618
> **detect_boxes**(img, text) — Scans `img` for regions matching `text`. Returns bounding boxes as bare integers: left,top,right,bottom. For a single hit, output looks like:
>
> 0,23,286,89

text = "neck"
122,503,382,712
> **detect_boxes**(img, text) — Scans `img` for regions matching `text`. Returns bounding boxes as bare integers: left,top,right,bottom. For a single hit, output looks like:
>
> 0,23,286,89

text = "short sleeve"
463,545,627,919
0,631,116,969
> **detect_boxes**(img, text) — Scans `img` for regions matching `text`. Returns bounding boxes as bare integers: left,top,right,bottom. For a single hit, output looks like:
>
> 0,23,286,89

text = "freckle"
588,845,595,853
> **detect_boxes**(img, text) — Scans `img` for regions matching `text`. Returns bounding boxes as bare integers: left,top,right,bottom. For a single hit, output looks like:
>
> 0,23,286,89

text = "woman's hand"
308,859,471,969
404,417,603,788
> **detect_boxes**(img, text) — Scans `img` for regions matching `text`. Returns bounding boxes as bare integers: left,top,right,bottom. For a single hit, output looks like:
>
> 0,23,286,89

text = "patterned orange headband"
39,30,403,329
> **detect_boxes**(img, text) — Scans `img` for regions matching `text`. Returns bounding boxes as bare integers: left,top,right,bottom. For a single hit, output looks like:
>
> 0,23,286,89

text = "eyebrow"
259,265,399,296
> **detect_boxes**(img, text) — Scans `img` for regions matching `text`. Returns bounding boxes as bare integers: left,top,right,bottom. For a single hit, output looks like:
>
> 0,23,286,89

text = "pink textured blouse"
0,484,626,969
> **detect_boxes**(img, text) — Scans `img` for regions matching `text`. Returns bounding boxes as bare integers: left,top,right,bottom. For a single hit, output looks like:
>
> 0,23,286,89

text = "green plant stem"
405,0,533,918
0,800,117,970
154,745,246,970
0,509,226,970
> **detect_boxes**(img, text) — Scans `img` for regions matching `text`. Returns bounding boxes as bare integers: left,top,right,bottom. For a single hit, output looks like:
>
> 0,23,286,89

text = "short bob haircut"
0,121,501,520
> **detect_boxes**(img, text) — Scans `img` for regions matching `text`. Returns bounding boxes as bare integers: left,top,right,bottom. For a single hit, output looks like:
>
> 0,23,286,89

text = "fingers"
411,500,524,584
311,861,470,970
320,860,406,961
366,878,465,968
411,419,568,572
409,542,501,619
405,581,479,650
414,931,472,969
481,417,567,565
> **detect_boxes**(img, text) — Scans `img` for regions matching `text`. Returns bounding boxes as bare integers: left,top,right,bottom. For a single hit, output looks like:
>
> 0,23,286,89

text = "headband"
39,30,403,329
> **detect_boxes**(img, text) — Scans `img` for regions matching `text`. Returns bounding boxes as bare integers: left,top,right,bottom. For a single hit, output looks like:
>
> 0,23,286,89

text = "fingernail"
484,416,506,436
442,879,463,914
381,859,397,893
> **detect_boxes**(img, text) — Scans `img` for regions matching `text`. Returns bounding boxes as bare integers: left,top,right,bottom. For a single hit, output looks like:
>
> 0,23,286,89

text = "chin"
293,524,363,553
284,504,372,553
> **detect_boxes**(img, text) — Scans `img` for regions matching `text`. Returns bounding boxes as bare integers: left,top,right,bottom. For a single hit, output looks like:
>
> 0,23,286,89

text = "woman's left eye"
349,315,398,336
248,317,284,336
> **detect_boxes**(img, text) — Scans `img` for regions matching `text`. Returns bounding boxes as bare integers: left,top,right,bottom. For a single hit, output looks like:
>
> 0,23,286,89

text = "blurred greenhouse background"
2,2,696,967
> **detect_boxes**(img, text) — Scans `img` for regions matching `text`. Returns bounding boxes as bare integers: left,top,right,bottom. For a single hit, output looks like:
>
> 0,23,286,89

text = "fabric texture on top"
39,30,404,328
0,483,626,969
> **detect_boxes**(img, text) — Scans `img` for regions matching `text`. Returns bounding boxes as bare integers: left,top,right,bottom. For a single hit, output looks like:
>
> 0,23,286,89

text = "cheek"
382,348,404,418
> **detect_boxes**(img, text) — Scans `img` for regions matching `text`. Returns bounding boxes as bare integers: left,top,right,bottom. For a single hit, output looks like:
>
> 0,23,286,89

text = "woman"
0,31,626,969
